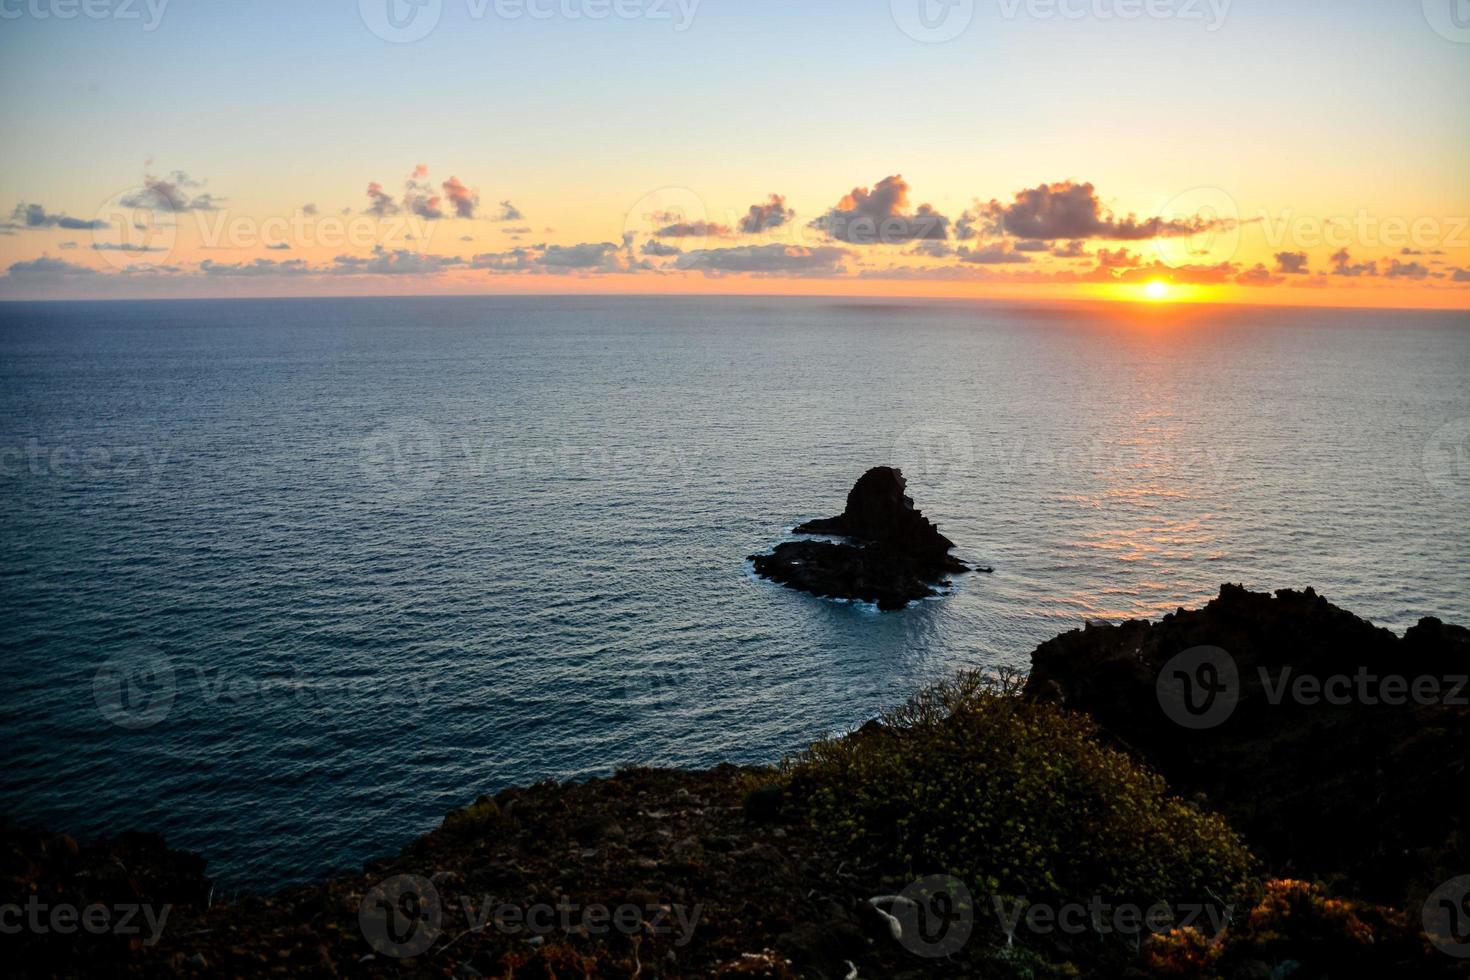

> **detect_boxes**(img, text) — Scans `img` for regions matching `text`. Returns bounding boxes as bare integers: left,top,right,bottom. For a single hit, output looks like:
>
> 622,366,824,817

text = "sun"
1143,280,1172,302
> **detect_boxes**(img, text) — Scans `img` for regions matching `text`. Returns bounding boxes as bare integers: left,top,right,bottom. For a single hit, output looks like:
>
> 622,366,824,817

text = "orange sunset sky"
1,1,1467,309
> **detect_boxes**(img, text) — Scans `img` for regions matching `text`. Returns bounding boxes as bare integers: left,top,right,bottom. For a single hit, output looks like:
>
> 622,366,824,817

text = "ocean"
1,295,1467,891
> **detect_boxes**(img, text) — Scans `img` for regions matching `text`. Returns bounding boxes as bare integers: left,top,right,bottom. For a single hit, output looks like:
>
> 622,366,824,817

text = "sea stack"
749,467,980,611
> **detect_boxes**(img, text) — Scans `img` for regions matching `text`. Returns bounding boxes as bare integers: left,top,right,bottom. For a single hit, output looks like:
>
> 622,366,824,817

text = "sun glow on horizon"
1143,280,1172,302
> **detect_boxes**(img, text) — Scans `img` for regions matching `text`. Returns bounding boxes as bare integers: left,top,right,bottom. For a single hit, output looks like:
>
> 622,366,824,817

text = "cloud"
1453,268,1470,283
493,200,524,222
120,172,221,212
1096,247,1144,269
92,243,164,253
201,258,313,277
332,246,465,275
441,177,479,219
302,203,318,216
7,256,97,276
10,203,109,231
1052,239,1087,259
365,182,399,218
676,243,851,275
655,220,732,238
464,241,646,274
809,175,950,245
979,181,1233,241
470,248,536,271
641,239,682,257
1275,251,1309,274
958,242,1031,265
539,241,627,269
1330,248,1377,277
1118,261,1239,285
265,242,291,251
1236,263,1284,286
403,171,444,220
501,226,531,235
738,194,795,234
909,240,953,259
1385,259,1429,280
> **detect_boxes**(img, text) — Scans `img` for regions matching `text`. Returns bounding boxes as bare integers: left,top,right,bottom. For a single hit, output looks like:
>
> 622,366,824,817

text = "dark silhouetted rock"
1023,584,1469,906
750,467,983,611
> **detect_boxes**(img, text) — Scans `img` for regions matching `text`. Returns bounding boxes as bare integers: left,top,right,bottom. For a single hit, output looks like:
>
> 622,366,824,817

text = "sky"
1,0,1467,307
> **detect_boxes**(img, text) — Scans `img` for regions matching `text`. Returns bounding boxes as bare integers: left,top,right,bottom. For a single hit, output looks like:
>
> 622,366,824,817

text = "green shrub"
785,669,1255,914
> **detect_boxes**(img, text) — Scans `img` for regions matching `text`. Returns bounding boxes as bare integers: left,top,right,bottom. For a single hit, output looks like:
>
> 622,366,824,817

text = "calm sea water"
2,296,1467,891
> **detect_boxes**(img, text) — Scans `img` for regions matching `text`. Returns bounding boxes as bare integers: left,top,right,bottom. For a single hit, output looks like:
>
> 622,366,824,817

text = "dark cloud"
1385,259,1429,280
332,246,464,275
738,194,795,234
1013,239,1049,252
92,243,164,253
7,256,97,275
501,226,531,235
1051,239,1087,259
958,242,1031,265
201,258,313,277
120,172,221,212
677,244,851,275
1117,261,1238,285
1237,263,1284,286
470,248,536,271
909,240,953,259
654,220,732,238
365,182,399,218
11,203,108,231
1453,268,1470,282
809,175,949,245
302,203,318,216
1096,247,1143,269
980,181,1233,241
1330,248,1377,277
403,172,444,220
539,241,626,269
441,177,479,219
265,243,291,251
641,240,682,257
1275,251,1309,274
493,200,524,222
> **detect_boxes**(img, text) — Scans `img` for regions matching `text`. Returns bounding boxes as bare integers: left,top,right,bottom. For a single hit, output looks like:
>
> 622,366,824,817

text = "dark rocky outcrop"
749,467,982,611
12,590,1469,977
1024,584,1469,907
